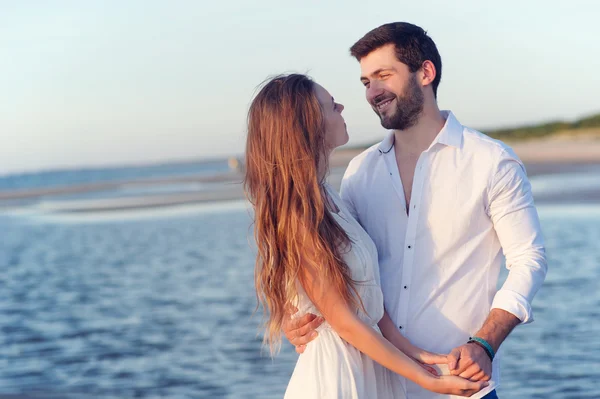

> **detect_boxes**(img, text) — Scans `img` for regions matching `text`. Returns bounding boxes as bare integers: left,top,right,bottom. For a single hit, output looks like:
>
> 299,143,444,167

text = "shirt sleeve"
487,148,548,324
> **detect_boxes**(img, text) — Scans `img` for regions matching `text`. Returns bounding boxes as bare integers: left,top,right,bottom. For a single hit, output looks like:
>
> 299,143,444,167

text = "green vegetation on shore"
484,112,600,141
341,111,600,152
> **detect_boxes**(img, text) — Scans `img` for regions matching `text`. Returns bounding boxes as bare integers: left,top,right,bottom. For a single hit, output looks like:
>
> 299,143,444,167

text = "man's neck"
393,104,446,156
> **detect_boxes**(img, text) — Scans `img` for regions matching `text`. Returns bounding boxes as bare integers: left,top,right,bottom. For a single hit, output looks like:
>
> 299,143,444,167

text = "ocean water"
0,160,231,192
0,170,598,398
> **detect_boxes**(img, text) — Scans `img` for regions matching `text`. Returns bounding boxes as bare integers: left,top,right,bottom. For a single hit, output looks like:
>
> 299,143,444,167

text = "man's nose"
366,83,385,104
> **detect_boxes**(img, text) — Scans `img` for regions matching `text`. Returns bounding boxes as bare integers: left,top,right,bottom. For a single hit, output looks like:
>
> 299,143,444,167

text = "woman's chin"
343,134,350,147
334,140,349,151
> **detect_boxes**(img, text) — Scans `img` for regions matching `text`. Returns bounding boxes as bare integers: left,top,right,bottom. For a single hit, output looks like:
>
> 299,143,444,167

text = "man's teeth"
377,99,393,110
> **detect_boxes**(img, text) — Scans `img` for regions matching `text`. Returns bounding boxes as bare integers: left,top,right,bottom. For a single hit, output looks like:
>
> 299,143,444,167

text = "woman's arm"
378,310,448,367
299,262,487,396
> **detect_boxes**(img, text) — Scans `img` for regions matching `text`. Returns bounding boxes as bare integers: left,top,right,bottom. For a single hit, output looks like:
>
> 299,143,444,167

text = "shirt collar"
377,110,463,154
433,110,463,149
377,131,395,154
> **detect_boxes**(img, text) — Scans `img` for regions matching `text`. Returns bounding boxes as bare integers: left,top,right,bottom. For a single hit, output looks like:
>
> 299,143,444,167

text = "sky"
2,0,599,175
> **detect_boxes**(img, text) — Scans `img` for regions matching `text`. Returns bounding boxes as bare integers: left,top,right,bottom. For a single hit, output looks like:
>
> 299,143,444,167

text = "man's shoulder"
461,126,520,162
345,142,383,175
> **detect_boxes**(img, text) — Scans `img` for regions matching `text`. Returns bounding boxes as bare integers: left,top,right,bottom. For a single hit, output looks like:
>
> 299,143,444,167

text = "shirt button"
404,286,408,289
399,326,403,329
407,245,411,249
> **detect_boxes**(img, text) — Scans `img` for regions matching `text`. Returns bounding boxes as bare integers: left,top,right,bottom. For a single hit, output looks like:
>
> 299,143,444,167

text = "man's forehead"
359,46,400,76
360,44,395,61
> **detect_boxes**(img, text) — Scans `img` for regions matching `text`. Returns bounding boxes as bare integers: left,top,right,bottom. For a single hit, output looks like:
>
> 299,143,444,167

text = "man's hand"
446,308,520,381
447,342,492,382
282,311,324,354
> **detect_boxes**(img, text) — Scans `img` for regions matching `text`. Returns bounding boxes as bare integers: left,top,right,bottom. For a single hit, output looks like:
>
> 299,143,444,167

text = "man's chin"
374,111,388,125
379,116,395,130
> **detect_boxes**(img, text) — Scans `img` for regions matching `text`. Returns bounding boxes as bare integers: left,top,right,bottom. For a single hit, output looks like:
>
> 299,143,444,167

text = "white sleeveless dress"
284,184,405,398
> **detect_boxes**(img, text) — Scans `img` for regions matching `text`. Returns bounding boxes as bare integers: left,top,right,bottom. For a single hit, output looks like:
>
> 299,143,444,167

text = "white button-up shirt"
340,111,547,399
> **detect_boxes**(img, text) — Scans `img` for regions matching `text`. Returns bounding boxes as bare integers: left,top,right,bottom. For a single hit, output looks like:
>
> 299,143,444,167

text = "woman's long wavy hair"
244,74,360,354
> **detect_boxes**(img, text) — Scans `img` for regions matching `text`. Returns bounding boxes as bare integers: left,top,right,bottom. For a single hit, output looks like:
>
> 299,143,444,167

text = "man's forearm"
473,308,520,353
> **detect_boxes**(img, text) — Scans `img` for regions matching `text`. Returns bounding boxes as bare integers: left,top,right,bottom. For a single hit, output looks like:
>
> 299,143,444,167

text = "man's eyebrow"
360,68,393,81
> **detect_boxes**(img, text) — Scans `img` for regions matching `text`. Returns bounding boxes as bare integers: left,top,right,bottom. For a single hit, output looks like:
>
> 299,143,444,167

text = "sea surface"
0,163,598,398
0,160,230,192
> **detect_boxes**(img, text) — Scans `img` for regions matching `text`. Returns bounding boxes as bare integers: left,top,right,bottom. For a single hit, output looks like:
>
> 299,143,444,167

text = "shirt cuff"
491,289,534,324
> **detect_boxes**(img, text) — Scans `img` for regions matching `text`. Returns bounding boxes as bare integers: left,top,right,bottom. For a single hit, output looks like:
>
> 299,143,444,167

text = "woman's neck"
318,149,333,181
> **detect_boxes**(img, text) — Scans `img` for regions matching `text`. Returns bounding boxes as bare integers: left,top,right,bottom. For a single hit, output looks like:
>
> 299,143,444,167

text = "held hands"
283,312,489,397
428,375,489,397
447,342,492,382
415,349,489,396
412,349,448,366
411,350,448,376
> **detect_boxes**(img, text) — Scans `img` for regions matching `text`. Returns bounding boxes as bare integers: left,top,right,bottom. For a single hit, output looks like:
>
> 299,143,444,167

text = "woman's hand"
408,349,448,376
412,350,448,366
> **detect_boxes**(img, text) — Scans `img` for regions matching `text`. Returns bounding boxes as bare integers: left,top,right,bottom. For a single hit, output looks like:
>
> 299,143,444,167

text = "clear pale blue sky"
2,1,599,175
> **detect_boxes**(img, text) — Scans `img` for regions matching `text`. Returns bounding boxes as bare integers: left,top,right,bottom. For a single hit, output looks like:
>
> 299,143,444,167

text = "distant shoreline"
1,134,599,213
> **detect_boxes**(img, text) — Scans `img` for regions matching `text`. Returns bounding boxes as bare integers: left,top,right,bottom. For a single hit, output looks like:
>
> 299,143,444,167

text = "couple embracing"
244,22,547,399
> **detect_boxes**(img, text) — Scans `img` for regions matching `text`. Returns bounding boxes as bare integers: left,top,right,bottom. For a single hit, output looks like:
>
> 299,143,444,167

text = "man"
283,22,547,398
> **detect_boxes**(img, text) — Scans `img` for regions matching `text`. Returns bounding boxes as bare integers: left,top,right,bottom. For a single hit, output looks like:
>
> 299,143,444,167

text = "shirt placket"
383,152,406,211
396,152,428,333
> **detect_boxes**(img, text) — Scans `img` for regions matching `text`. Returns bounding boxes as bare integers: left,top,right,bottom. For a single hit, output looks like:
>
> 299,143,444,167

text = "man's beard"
373,74,424,130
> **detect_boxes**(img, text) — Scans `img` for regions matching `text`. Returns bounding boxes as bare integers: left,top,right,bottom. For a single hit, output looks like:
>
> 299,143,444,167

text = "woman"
244,74,487,398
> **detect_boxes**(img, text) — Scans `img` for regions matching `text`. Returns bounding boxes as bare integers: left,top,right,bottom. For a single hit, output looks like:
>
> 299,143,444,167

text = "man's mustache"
371,93,396,106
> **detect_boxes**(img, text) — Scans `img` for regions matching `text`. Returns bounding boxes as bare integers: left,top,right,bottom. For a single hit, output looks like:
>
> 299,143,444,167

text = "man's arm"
473,309,520,354
448,309,520,381
449,148,547,381
282,311,323,354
